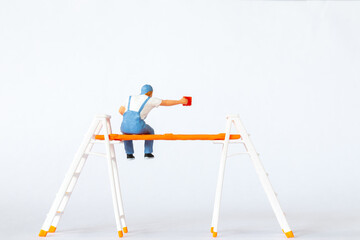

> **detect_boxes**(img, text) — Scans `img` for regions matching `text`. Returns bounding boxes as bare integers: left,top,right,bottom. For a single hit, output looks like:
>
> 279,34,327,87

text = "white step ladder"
39,115,127,238
210,115,294,238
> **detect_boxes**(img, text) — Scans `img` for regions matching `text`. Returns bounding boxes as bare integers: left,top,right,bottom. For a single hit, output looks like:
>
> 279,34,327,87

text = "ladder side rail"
40,118,102,234
110,145,127,232
210,117,233,237
103,118,124,237
106,120,127,232
49,121,104,230
233,117,292,233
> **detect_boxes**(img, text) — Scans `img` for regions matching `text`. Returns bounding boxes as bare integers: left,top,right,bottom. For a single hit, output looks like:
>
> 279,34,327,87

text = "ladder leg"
211,118,232,238
106,115,127,232
110,145,128,233
107,156,124,238
233,118,294,238
39,119,102,237
48,159,86,232
251,155,293,237
47,121,104,233
103,120,123,238
39,160,82,237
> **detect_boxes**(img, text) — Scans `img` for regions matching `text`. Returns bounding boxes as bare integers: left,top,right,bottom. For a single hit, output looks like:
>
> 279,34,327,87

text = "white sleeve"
150,97,162,108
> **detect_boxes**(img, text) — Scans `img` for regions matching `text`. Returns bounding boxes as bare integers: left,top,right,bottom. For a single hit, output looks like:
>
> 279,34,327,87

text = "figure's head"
141,84,153,97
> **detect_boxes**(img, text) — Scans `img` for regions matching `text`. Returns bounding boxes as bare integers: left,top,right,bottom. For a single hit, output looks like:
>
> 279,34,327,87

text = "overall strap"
127,96,132,110
138,96,150,113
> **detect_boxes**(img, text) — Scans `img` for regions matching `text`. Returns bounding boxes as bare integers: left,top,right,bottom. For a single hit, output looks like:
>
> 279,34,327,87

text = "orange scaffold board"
95,133,241,141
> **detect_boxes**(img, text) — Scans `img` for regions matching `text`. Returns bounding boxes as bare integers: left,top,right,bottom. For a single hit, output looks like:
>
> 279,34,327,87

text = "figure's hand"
119,106,126,115
180,97,188,105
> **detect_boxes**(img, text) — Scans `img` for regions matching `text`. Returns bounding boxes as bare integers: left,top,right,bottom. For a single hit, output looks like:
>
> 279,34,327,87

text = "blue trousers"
123,124,154,154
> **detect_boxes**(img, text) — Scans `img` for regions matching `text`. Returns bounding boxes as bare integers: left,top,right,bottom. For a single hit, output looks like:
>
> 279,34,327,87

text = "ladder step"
56,211,64,214
90,140,121,144
56,191,72,198
213,140,245,144
86,152,107,158
227,152,249,158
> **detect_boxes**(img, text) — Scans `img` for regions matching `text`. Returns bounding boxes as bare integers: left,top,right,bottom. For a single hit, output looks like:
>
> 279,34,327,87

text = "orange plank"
95,133,241,141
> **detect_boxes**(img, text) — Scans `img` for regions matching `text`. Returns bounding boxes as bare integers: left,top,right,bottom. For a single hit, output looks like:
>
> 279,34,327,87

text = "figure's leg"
123,140,134,154
144,140,154,154
142,125,154,154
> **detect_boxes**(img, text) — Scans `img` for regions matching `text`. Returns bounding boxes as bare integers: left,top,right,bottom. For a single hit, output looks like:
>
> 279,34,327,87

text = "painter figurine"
119,84,189,159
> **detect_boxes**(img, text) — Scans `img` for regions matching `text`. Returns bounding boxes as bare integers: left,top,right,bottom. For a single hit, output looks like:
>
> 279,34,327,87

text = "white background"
1,1,359,240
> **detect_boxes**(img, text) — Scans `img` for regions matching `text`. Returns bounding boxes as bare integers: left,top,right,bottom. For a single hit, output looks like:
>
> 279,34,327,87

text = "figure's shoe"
144,153,154,159
127,154,135,160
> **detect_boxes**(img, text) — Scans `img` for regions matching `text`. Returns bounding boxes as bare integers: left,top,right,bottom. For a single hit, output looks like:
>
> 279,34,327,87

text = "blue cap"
141,84,153,95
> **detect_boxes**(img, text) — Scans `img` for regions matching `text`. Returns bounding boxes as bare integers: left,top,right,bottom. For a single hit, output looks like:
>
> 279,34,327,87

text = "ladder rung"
90,140,121,144
227,152,249,158
58,192,72,197
86,152,107,158
56,211,64,214
213,140,245,144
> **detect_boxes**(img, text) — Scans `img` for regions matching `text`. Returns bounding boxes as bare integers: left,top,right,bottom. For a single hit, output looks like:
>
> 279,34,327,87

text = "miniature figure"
119,84,189,159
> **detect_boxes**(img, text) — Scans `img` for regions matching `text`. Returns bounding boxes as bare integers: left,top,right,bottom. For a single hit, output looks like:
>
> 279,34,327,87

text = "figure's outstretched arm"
160,97,188,106
119,106,126,115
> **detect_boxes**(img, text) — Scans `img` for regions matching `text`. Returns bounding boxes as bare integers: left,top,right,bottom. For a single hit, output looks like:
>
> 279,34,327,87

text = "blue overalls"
120,96,155,154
